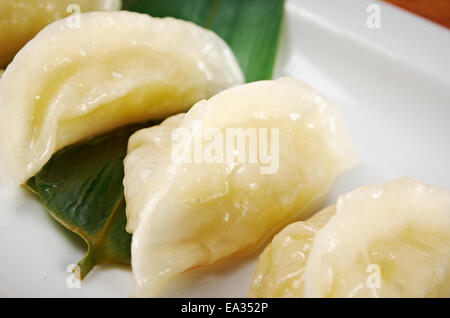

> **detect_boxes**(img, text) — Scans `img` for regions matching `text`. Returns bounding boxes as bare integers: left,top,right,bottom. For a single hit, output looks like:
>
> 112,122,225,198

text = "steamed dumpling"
0,0,122,67
0,11,243,186
124,77,357,296
248,206,336,298
249,178,450,298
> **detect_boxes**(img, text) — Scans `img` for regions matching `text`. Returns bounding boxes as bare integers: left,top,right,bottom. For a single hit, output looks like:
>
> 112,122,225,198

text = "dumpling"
0,0,122,67
248,205,336,298
249,178,450,298
124,77,357,296
0,11,243,186
0,11,244,186
124,113,186,233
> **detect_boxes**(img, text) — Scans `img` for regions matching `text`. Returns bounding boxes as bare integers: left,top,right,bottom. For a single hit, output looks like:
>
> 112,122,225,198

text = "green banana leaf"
26,124,155,278
27,0,284,278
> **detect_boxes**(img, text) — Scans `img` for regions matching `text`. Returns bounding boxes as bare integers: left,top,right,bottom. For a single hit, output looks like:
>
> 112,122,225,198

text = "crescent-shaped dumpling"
0,0,122,67
0,11,244,186
249,178,450,298
124,77,357,296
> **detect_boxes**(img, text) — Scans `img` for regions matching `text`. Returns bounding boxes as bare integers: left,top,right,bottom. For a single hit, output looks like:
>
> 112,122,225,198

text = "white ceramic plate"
1,0,449,297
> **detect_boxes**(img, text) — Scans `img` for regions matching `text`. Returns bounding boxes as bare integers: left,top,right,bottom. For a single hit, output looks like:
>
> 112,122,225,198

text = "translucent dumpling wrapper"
248,205,336,298
124,77,357,296
249,178,450,298
0,0,122,68
0,11,244,186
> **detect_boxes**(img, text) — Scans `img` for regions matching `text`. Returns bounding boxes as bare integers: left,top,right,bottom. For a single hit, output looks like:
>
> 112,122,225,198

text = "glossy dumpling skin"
124,77,357,296
249,178,450,298
248,206,336,298
0,0,122,68
124,113,186,233
0,11,244,186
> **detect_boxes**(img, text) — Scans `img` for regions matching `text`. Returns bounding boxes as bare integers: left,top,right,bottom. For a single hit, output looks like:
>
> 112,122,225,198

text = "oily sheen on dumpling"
249,178,450,298
248,205,336,298
0,11,243,186
0,0,122,68
124,77,357,296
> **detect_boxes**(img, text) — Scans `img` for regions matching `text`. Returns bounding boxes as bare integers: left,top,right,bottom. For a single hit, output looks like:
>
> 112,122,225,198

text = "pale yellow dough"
249,178,450,298
248,206,336,298
0,0,122,67
124,77,357,296
0,11,243,186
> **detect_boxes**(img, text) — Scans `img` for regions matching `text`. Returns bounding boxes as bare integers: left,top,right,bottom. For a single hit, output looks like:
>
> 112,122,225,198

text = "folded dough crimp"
124,77,357,296
0,11,244,186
